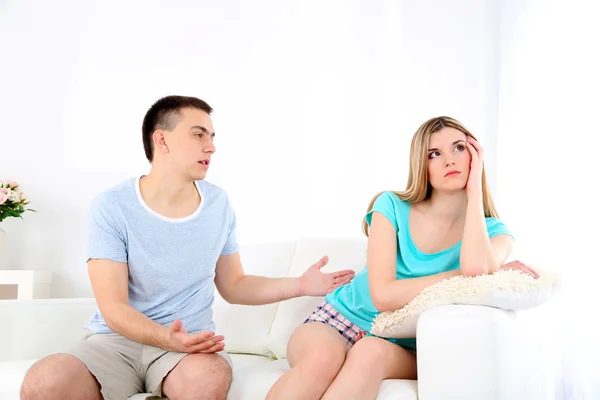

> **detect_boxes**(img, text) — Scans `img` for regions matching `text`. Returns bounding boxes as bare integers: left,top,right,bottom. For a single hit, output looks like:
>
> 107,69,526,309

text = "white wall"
497,0,600,272
497,1,599,398
0,0,500,298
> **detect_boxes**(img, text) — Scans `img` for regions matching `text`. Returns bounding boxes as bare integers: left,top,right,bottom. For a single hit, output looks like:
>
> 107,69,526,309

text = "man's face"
158,107,216,181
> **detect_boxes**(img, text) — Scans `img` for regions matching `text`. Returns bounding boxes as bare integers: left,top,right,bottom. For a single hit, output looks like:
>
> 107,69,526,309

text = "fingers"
190,337,226,353
198,342,226,354
332,272,355,291
181,331,218,347
500,261,539,279
517,263,540,279
333,269,355,279
518,267,538,279
501,260,520,268
186,334,225,352
190,331,219,342
465,141,479,160
170,319,183,333
466,136,484,158
312,255,329,270
333,275,353,285
466,136,481,150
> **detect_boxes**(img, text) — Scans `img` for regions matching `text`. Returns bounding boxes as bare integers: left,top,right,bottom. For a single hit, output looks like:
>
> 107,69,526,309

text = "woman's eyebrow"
428,140,465,152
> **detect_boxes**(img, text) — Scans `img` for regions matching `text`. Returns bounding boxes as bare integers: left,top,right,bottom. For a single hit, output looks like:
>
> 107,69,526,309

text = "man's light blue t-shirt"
325,191,512,350
84,176,238,335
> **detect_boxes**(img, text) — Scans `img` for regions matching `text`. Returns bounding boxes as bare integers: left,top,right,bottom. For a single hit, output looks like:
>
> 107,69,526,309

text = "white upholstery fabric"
0,356,418,400
416,304,555,400
266,237,368,359
0,298,98,361
212,241,297,356
0,238,554,399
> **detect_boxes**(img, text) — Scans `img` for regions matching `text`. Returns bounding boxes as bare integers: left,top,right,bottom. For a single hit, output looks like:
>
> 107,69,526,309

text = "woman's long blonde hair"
362,116,498,236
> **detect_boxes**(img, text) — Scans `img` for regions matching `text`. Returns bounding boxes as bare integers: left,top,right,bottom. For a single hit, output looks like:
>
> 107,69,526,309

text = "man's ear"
153,130,169,155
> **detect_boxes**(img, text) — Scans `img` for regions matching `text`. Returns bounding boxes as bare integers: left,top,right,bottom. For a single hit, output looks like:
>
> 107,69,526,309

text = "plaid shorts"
303,301,368,349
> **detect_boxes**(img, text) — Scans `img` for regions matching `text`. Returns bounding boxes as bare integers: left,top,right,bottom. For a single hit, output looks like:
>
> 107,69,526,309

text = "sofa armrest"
416,304,554,400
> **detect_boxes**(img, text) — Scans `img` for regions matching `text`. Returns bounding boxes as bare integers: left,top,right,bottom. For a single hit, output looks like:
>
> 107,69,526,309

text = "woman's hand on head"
465,136,484,199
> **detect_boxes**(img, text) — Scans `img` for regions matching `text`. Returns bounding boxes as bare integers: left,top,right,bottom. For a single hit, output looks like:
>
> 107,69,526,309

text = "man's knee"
21,354,100,400
164,354,232,400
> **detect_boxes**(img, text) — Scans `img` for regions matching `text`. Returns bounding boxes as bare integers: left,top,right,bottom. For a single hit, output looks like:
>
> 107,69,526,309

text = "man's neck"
139,167,199,208
425,190,468,224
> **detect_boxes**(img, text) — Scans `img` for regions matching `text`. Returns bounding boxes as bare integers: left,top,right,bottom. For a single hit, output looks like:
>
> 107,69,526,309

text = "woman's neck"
424,190,468,224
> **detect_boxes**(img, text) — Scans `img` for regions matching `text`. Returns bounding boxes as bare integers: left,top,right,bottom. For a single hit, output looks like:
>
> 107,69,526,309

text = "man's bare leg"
161,353,232,400
20,354,103,400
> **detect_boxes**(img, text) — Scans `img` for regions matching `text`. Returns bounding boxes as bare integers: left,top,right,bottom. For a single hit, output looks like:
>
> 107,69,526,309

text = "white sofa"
0,237,555,399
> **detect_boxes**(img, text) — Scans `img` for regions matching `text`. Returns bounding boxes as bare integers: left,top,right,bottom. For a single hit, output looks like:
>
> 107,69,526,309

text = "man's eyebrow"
428,140,465,152
190,125,215,135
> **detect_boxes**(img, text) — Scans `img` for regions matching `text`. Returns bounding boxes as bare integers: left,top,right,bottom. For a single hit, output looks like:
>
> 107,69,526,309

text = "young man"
20,95,356,400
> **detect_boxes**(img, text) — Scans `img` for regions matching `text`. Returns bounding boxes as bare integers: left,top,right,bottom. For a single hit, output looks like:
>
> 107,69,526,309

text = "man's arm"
88,259,224,353
214,252,355,305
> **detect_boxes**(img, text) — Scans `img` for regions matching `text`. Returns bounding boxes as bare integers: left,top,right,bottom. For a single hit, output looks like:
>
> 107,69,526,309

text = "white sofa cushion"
228,358,417,400
0,238,557,400
0,242,297,362
213,241,297,356
267,237,368,359
2,355,276,400
0,359,36,400
3,355,418,400
0,298,98,362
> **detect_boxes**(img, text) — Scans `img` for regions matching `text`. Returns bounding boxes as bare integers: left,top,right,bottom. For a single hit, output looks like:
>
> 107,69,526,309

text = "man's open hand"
299,255,356,296
161,319,225,354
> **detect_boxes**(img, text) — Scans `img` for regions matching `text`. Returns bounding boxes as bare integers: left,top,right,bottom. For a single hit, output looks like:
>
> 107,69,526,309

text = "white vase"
0,227,5,269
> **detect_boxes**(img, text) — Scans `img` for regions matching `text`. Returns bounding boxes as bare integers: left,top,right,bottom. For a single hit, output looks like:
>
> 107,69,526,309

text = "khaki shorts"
66,329,233,400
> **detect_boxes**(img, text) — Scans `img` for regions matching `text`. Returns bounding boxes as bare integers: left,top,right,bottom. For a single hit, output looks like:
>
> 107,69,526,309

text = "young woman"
266,116,539,400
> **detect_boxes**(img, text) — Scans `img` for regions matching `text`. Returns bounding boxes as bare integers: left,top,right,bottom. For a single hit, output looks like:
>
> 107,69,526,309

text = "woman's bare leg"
322,336,417,400
266,322,348,400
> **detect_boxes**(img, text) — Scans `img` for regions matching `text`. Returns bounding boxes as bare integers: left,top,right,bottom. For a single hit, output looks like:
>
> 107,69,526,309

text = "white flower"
20,191,28,202
7,189,21,203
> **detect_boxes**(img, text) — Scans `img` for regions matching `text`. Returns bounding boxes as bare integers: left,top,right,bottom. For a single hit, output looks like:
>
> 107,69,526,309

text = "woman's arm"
460,136,514,276
367,212,460,312
459,198,514,276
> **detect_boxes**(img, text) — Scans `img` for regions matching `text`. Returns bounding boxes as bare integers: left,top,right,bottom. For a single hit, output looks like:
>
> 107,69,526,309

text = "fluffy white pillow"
370,267,559,339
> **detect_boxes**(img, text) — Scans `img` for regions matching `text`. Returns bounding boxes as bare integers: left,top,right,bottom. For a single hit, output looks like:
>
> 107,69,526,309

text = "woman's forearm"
371,269,460,312
459,195,497,276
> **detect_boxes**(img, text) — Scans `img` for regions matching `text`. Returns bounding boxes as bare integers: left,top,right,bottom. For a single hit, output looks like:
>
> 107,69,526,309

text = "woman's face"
426,127,472,193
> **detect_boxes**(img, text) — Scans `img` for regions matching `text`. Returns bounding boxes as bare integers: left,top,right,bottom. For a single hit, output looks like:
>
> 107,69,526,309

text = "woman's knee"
287,324,347,379
350,337,390,361
348,337,417,379
21,354,99,399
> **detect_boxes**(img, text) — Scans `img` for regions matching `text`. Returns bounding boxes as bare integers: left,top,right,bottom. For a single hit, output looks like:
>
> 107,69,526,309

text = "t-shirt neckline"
135,176,204,223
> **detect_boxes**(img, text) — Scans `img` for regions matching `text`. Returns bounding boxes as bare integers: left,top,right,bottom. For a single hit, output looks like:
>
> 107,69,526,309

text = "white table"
0,270,52,299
